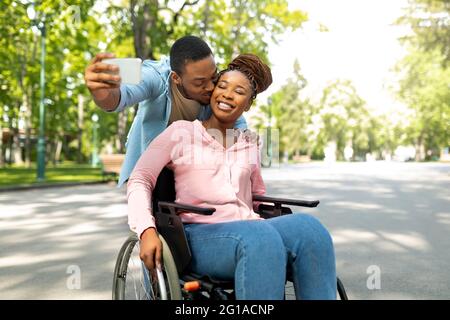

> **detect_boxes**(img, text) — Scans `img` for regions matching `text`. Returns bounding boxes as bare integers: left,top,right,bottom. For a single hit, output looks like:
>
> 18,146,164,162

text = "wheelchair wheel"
112,233,182,300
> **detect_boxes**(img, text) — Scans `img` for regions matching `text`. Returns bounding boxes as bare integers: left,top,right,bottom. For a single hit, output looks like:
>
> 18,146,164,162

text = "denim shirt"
112,57,247,187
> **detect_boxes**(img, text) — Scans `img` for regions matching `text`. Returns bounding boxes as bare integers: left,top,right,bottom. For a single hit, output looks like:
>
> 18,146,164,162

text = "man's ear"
171,71,182,85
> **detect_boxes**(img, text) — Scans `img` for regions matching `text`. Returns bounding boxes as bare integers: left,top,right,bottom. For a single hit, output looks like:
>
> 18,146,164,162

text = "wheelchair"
112,168,348,300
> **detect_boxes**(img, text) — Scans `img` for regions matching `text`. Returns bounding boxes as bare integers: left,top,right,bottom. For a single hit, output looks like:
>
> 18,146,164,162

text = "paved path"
1,162,449,299
264,162,450,299
0,182,129,299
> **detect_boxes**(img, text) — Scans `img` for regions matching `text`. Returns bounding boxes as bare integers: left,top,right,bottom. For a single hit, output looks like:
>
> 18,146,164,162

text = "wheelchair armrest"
252,195,320,208
157,201,216,215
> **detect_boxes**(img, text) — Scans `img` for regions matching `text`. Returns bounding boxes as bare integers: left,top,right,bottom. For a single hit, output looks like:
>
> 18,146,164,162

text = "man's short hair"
170,35,213,75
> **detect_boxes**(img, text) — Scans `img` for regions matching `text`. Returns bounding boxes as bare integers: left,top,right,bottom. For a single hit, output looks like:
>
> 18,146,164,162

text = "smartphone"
103,58,142,85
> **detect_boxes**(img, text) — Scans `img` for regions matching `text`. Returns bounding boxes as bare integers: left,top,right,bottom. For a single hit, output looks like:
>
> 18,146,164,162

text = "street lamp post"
91,114,99,167
28,4,46,181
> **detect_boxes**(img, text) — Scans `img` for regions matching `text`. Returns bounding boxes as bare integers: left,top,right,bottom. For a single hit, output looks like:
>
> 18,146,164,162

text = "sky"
255,0,411,118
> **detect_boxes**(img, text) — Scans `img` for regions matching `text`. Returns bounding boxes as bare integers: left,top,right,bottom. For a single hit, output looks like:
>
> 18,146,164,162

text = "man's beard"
177,83,194,100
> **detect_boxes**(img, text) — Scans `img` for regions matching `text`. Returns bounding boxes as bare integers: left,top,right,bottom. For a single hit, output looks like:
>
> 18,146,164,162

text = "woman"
127,54,336,299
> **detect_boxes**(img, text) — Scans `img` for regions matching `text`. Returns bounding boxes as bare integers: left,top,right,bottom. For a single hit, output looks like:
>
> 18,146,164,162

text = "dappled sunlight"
49,192,125,204
77,203,127,216
0,203,49,218
1,163,449,299
98,205,129,219
0,251,84,268
435,212,450,226
45,221,103,237
0,274,31,293
329,201,384,211
332,229,378,245
263,162,450,299
377,231,430,252
0,183,129,299
1,219,58,231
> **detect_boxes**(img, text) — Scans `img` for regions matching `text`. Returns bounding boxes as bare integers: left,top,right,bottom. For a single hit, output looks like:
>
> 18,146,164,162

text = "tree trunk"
201,0,211,35
0,125,3,167
131,0,156,60
116,110,128,153
17,56,30,167
55,138,62,164
6,134,12,164
232,0,243,57
23,90,32,168
415,135,425,161
12,129,23,165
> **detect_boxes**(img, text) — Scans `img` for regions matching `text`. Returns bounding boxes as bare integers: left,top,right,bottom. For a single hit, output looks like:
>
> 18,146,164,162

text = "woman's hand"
139,227,163,271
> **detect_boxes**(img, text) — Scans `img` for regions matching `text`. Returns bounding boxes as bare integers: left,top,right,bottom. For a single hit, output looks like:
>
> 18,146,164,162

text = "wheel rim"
113,234,180,300
122,240,169,300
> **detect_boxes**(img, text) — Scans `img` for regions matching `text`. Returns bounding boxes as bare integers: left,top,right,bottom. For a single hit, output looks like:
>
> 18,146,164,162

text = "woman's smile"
216,101,235,111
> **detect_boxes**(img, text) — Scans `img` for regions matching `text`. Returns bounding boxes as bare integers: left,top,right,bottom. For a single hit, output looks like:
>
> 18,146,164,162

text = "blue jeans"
183,213,337,300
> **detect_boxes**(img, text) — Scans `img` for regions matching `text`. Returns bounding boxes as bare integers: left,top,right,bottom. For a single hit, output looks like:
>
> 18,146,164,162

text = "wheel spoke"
113,234,181,300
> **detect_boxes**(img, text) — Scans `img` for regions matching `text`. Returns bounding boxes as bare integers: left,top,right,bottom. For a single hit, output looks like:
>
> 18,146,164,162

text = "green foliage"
395,0,450,159
397,0,450,64
253,62,396,161
1,0,307,168
190,0,308,66
104,0,307,64
395,47,450,157
253,61,302,158
0,0,113,165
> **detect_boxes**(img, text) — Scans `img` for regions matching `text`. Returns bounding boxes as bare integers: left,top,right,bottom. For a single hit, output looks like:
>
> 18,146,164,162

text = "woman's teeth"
217,102,233,111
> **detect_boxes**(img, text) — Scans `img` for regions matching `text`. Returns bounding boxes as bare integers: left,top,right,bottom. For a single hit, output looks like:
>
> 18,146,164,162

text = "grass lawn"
0,162,106,188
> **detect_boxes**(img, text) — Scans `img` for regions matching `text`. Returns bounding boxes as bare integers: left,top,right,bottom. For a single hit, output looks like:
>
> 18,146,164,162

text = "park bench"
99,154,125,181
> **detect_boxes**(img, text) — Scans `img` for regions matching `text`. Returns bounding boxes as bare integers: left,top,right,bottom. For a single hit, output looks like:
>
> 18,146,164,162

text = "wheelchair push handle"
157,201,216,215
252,195,320,208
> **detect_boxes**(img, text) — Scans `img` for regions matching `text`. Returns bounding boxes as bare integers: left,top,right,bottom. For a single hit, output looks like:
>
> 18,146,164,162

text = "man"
84,36,247,187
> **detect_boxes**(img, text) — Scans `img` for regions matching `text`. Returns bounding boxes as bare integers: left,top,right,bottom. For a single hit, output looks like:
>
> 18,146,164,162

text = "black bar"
252,195,320,208
158,201,216,215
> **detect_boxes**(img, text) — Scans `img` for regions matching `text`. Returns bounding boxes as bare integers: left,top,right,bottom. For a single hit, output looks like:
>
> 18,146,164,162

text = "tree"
395,48,450,160
252,59,309,159
395,0,450,160
0,0,308,167
316,80,371,160
102,0,308,152
0,0,41,166
104,0,307,65
397,0,450,64
0,0,116,166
